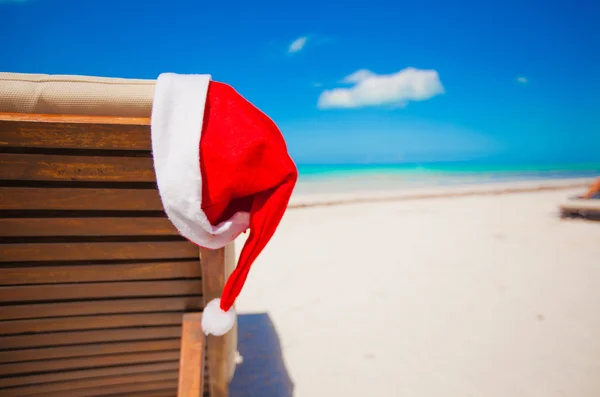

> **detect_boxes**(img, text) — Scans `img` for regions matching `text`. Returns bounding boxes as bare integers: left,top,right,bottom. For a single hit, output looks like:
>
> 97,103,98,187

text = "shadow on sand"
230,313,294,397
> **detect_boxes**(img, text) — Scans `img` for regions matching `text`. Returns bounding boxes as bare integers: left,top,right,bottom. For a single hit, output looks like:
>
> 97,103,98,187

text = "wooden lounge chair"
559,177,600,219
560,199,600,219
0,72,238,397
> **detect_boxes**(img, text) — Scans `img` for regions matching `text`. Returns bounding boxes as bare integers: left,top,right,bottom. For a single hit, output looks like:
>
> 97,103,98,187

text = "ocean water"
294,162,600,195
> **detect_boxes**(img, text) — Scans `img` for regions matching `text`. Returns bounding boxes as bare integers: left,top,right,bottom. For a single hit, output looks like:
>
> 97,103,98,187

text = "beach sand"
231,179,600,397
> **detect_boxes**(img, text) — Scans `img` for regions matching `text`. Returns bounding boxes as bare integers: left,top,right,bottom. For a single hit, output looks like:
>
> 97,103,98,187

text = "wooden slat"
0,339,180,363
1,326,181,349
0,119,151,150
24,379,178,397
0,280,201,302
177,313,205,397
0,187,162,211
0,153,156,182
0,261,201,285
0,313,183,335
2,370,178,397
0,113,151,125
0,350,179,377
0,297,203,320
0,241,197,262
99,391,179,397
8,388,179,397
0,361,178,388
0,217,178,237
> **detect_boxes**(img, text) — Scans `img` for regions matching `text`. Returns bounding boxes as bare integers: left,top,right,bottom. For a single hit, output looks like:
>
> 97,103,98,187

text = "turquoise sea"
294,162,600,195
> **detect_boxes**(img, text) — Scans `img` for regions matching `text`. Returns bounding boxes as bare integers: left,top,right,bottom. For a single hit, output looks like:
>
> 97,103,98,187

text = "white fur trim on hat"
150,73,250,249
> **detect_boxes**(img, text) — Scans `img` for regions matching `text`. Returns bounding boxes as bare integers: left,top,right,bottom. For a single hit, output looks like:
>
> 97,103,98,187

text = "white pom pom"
202,299,235,336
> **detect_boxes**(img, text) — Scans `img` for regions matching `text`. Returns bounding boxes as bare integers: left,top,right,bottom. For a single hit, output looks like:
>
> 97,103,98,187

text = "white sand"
234,179,600,397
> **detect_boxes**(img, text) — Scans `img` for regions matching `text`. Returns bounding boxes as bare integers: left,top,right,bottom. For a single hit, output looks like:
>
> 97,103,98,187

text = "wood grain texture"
0,241,197,262
0,326,181,349
0,280,202,302
2,371,178,397
0,339,180,363
0,217,178,237
0,187,163,211
0,297,203,320
0,261,201,285
177,313,205,397
0,153,156,182
0,118,151,150
0,361,179,388
0,350,179,376
0,313,183,335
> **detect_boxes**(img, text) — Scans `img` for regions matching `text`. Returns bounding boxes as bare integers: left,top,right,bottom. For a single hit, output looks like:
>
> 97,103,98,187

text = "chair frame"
0,112,237,397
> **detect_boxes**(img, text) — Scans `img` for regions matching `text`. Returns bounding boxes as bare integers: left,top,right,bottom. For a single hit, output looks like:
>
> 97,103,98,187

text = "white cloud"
342,69,376,84
288,37,308,53
517,76,528,84
318,67,444,109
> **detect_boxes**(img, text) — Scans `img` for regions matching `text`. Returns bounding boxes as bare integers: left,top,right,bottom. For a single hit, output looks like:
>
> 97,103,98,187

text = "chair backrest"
0,73,237,397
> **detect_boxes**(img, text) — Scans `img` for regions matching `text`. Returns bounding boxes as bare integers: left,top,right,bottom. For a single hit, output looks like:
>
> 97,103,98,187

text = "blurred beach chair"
559,177,600,219
0,72,238,397
582,177,600,199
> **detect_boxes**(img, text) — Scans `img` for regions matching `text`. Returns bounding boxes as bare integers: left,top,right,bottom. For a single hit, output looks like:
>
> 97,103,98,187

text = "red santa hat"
150,73,297,336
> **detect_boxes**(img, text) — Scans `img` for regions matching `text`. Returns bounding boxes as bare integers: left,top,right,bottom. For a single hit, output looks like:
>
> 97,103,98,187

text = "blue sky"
1,0,599,165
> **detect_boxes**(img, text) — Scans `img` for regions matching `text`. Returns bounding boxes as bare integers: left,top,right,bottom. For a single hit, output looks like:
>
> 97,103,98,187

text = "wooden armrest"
178,313,206,397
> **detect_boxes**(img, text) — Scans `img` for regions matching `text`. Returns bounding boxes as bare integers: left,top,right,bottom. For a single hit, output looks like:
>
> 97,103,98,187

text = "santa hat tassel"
201,299,236,337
